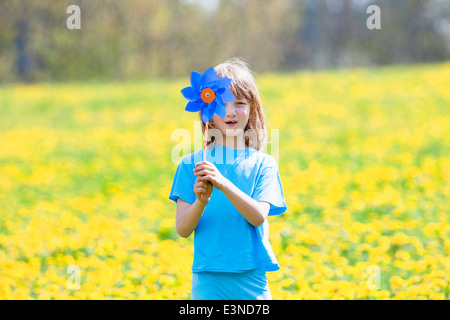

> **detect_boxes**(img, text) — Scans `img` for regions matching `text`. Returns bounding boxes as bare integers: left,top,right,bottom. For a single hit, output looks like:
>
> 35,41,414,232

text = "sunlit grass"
0,62,449,299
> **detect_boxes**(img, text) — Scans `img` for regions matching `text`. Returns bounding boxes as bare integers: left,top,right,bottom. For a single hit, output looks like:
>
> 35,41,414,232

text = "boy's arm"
176,198,207,238
221,180,270,227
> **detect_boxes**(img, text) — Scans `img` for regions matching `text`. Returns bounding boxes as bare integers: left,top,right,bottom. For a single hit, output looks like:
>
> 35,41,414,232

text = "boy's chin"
224,128,244,136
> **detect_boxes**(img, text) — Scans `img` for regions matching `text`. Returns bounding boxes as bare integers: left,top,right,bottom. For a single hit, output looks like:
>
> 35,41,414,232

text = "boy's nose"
225,103,237,115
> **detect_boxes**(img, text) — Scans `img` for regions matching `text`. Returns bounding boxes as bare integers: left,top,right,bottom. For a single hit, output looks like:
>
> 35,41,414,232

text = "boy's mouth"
225,121,238,127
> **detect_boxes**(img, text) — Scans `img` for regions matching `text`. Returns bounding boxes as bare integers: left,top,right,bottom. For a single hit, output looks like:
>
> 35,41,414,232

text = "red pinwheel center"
200,88,215,103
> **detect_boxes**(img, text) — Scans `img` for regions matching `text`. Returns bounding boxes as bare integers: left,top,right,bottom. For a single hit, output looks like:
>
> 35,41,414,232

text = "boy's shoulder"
236,149,278,171
179,149,203,166
251,149,277,167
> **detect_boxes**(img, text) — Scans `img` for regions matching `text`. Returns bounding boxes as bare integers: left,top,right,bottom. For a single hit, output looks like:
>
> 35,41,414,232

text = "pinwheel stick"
203,122,208,162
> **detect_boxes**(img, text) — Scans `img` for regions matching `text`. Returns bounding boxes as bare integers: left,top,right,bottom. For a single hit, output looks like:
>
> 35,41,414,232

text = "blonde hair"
200,57,267,150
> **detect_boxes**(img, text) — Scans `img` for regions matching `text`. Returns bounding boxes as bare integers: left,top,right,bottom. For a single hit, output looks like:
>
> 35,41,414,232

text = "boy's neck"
219,135,246,150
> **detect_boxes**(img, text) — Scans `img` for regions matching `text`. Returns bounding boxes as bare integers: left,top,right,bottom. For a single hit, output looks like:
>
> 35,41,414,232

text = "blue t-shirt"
168,143,287,273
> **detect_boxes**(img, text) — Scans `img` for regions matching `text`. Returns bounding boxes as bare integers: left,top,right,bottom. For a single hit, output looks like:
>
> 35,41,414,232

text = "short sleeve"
252,157,287,216
168,158,196,205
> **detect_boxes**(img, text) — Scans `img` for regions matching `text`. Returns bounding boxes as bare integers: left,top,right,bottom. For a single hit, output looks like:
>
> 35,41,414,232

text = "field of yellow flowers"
0,63,449,300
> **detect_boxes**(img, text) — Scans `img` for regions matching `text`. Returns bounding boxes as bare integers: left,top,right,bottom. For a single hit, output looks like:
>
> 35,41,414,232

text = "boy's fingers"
194,166,208,173
194,187,205,193
196,169,213,177
195,181,205,188
195,181,211,190
195,161,212,169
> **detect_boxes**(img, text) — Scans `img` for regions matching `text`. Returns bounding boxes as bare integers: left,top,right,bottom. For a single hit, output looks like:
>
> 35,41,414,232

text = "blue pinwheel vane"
181,67,235,161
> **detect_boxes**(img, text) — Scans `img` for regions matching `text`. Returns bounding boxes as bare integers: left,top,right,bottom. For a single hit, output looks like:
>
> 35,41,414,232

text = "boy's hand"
194,176,213,204
193,161,229,191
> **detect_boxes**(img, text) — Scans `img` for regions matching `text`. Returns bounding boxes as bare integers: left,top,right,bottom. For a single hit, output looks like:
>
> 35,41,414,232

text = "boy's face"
212,98,250,138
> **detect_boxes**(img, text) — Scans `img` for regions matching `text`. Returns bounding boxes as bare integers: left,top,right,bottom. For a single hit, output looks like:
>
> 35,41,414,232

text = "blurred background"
1,0,450,82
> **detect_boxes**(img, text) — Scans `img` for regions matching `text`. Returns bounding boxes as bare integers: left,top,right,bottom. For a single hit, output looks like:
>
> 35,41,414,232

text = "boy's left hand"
193,161,229,191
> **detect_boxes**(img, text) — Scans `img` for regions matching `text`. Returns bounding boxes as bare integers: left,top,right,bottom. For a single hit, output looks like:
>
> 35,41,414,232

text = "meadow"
0,62,449,299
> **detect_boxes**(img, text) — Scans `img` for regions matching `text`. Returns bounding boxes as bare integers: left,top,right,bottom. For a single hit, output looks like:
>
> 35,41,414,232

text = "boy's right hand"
194,176,213,204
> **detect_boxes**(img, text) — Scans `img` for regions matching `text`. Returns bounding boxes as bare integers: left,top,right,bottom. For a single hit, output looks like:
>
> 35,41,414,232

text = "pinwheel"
181,67,235,161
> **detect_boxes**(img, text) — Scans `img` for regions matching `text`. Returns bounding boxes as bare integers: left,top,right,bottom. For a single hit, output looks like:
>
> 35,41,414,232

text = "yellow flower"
390,276,407,290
